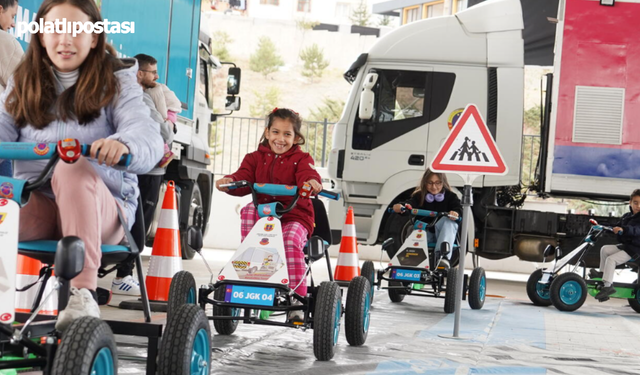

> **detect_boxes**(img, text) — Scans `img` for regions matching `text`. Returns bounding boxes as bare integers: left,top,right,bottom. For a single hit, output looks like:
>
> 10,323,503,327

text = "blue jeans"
427,217,459,260
0,160,12,177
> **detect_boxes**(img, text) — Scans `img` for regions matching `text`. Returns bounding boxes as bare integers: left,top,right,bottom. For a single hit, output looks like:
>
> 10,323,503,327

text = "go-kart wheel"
361,261,376,304
526,269,552,306
51,317,117,375
444,267,458,314
468,267,486,310
313,281,341,361
345,276,371,346
388,281,407,303
550,272,587,312
167,270,197,321
158,304,211,375
212,286,241,335
629,284,640,313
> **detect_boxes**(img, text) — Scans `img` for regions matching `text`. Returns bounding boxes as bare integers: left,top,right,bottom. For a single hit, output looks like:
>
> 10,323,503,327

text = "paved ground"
83,248,640,375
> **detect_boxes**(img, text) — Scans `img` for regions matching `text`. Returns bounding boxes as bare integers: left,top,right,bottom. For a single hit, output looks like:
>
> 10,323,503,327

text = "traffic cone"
334,206,361,282
15,254,58,315
145,180,182,302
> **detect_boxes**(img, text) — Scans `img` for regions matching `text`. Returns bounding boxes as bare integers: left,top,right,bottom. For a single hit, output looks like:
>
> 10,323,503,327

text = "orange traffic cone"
145,180,182,302
334,206,361,282
15,254,58,315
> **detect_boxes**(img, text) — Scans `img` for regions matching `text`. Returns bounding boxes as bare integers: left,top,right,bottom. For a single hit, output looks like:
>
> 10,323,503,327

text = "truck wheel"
361,261,376,304
526,269,552,306
383,213,413,259
550,273,587,312
181,183,204,260
212,286,241,335
167,271,197,321
313,281,341,361
158,304,211,375
468,267,486,310
388,280,406,303
52,317,117,375
345,276,371,346
444,267,458,313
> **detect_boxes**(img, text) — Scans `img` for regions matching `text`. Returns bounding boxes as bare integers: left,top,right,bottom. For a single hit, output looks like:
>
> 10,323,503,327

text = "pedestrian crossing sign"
430,104,507,175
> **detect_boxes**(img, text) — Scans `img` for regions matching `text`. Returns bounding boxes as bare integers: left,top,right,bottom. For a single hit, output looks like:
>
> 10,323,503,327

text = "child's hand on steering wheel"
90,138,129,167
448,211,460,221
305,179,322,195
216,177,234,192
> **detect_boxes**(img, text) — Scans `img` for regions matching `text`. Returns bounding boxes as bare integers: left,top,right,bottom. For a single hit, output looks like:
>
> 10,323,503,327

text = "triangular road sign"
430,104,507,175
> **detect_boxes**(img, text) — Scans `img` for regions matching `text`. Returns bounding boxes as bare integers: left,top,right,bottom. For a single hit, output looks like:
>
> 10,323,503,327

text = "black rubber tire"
181,183,204,260
549,272,588,312
468,267,486,310
444,267,458,314
388,280,406,303
526,269,553,306
167,270,197,321
345,276,371,346
212,286,240,335
52,317,117,375
629,286,640,313
361,260,376,304
313,281,341,361
383,213,413,259
158,304,212,375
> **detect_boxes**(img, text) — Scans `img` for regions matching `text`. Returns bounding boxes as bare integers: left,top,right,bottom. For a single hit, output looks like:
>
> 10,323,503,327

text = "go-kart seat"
624,255,640,271
304,198,332,261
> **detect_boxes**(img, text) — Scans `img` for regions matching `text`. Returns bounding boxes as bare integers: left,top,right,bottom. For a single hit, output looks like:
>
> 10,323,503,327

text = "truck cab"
328,0,524,255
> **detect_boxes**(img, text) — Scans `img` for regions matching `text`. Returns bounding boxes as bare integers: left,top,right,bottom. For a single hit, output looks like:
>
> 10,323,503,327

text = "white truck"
328,0,635,266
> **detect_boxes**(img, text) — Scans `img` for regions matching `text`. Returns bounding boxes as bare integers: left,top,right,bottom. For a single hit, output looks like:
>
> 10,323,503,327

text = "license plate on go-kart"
224,285,276,306
391,268,422,282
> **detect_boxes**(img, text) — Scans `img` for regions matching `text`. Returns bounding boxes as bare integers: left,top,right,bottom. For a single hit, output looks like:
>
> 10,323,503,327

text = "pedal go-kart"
167,181,372,361
0,140,211,375
526,219,640,312
362,206,486,313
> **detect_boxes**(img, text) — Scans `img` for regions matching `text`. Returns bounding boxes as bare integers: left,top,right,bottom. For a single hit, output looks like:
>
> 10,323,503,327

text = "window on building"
403,5,420,24
297,0,310,12
424,1,444,18
335,2,351,18
455,0,468,13
260,0,279,5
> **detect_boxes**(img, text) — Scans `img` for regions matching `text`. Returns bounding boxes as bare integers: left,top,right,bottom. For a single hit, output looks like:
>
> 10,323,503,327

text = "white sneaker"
56,287,100,332
111,275,141,296
287,300,304,322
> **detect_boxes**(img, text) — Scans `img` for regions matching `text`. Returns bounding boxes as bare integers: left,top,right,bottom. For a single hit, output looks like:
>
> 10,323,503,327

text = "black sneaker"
589,269,604,279
96,287,112,306
595,286,616,300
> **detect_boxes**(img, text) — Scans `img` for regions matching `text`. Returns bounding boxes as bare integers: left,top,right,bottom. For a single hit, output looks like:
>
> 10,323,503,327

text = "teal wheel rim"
190,328,210,375
188,288,196,304
333,302,341,346
363,291,371,332
536,281,550,300
559,280,583,305
90,347,114,375
479,275,486,301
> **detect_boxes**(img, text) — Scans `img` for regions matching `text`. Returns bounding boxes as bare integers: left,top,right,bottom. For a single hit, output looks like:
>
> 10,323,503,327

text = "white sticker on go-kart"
218,216,289,285
0,199,20,324
391,228,430,269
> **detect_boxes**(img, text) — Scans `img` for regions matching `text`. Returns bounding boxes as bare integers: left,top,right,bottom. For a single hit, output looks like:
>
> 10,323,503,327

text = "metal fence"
209,116,333,176
209,116,541,184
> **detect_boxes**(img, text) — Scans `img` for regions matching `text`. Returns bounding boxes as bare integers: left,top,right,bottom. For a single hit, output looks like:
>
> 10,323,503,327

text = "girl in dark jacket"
392,169,462,259
215,108,322,320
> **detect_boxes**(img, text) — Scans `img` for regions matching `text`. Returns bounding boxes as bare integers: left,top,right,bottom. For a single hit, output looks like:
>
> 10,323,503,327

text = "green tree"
249,37,284,78
211,30,233,62
349,0,370,26
303,98,345,165
296,18,320,30
524,104,542,134
307,97,345,122
299,44,330,81
377,15,392,27
249,87,281,117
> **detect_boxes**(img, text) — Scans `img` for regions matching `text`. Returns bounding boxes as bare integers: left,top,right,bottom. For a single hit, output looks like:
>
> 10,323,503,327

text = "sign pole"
453,182,472,337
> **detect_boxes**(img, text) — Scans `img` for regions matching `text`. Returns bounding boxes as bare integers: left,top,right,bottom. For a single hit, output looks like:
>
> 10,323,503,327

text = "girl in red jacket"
215,108,322,320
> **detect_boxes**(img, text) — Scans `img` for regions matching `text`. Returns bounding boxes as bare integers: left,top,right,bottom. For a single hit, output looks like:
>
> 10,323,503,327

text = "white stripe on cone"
158,209,180,230
336,252,359,267
342,223,356,238
147,255,182,278
15,274,57,313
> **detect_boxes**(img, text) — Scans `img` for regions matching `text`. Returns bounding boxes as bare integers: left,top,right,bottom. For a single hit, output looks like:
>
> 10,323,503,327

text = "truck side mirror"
226,95,241,111
227,67,241,95
359,72,378,120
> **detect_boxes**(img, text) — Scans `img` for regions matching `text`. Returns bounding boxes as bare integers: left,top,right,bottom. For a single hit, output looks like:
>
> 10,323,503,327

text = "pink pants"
240,203,309,295
19,157,125,291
